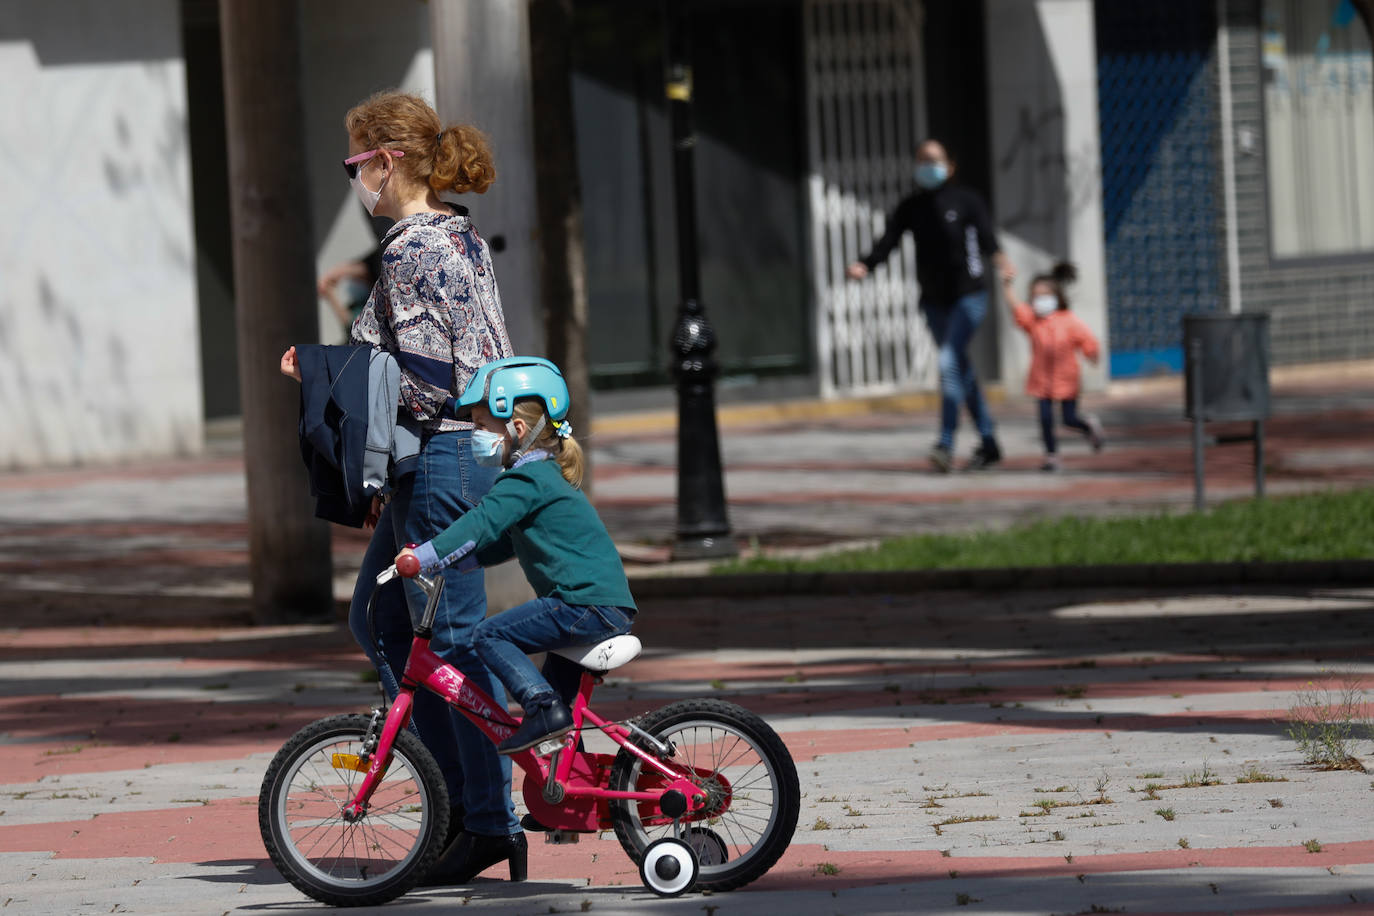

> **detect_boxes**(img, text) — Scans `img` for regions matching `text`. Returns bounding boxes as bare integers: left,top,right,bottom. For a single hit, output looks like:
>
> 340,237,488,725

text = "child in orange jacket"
1002,263,1105,471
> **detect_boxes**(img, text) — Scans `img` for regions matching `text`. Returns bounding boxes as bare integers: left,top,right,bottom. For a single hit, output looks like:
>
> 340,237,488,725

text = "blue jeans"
1038,398,1090,454
473,598,635,710
347,429,518,837
921,290,996,449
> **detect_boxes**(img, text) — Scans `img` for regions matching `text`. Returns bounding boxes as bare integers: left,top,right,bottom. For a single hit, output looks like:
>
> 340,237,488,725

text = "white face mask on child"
1031,294,1059,318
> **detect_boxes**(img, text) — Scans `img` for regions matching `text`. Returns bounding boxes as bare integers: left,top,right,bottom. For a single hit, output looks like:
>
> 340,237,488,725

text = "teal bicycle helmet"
457,356,571,422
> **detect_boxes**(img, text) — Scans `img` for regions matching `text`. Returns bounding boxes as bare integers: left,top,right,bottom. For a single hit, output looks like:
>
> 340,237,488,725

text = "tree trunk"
219,1,333,622
528,0,593,489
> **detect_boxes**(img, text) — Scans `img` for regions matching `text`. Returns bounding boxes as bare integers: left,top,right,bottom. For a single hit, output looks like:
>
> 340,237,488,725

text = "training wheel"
639,837,698,897
683,826,728,866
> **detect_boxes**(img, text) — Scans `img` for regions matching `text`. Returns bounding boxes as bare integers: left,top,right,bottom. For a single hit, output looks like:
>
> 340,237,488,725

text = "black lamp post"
665,8,736,561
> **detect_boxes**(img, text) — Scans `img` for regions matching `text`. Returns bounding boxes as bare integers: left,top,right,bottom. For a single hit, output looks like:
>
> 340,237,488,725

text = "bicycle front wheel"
259,713,448,907
608,699,799,892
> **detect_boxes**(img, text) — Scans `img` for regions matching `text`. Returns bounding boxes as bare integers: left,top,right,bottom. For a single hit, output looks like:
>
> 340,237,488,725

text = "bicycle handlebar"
372,550,444,633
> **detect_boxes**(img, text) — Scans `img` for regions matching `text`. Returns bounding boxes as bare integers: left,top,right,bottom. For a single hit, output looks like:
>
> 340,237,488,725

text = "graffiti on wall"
995,103,1099,247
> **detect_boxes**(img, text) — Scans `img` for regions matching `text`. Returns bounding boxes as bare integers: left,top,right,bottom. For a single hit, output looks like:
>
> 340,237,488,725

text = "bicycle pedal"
535,738,565,757
542,829,580,845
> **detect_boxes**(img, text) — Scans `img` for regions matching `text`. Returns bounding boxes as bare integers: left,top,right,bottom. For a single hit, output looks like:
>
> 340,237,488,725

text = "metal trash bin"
1184,314,1270,421
1182,313,1271,510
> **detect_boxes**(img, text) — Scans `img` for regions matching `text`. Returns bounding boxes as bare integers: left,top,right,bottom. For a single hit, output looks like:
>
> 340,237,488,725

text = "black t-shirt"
860,184,1000,304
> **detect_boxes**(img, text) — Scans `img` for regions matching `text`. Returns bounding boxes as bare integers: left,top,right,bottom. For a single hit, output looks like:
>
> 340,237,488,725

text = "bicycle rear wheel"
608,699,799,892
259,714,448,907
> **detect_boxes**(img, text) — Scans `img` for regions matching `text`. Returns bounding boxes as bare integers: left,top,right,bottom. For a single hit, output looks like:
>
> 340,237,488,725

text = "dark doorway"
572,0,812,389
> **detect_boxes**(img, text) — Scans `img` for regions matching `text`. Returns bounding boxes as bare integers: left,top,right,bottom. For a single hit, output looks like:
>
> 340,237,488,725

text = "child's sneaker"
965,438,1002,471
928,443,953,473
1040,454,1060,472
1085,414,1105,452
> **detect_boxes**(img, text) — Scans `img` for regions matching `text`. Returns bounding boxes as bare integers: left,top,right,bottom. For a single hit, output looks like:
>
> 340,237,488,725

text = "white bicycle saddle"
550,634,642,673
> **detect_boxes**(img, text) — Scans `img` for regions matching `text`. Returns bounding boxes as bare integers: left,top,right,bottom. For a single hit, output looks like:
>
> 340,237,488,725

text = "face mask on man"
914,161,948,190
1032,294,1060,318
471,429,507,467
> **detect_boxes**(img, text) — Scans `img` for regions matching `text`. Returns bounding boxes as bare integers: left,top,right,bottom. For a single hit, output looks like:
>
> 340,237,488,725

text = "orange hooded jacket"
1012,304,1100,401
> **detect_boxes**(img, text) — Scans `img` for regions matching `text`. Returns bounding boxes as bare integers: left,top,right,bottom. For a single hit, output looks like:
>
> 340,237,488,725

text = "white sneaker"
1085,414,1105,452
1040,454,1060,472
928,443,953,473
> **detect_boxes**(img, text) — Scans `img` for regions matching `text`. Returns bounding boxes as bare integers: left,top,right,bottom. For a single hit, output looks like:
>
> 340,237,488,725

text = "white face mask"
350,163,390,216
1031,294,1059,318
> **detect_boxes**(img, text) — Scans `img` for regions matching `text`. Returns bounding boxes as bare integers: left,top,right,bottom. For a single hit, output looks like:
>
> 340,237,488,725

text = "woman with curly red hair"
282,90,523,884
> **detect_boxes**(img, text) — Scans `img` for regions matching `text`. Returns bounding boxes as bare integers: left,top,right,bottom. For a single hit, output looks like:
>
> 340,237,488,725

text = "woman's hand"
845,262,869,281
364,495,382,530
280,346,302,382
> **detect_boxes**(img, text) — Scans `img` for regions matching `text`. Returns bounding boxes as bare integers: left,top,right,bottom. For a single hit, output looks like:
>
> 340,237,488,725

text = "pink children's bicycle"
258,556,799,906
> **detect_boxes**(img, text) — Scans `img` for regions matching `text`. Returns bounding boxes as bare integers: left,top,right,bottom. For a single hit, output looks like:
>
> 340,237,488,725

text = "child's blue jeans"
1038,397,1091,454
473,598,635,710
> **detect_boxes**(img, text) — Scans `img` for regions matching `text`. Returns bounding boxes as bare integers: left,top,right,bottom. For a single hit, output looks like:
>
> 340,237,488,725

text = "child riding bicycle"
397,356,636,755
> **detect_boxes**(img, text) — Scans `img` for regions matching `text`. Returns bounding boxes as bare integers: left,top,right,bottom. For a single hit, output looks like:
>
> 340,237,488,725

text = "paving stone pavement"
3,587,1374,914
2,367,1374,914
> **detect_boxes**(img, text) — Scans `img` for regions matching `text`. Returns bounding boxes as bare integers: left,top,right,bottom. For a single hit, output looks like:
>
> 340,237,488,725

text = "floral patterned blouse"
351,210,514,432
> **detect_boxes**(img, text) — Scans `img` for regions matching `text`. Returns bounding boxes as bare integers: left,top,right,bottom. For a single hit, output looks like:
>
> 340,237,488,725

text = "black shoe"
965,439,1002,471
520,812,550,832
422,830,528,886
498,702,573,755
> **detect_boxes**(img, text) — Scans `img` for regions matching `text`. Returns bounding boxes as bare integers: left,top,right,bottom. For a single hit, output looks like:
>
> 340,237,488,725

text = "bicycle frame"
343,569,710,829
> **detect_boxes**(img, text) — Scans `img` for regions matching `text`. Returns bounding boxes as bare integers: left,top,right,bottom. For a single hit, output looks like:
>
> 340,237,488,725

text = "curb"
588,385,1009,436
629,559,1374,599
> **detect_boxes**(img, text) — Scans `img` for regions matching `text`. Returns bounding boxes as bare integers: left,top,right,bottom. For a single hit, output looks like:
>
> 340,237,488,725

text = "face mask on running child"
1032,294,1060,318
471,428,507,467
914,162,948,190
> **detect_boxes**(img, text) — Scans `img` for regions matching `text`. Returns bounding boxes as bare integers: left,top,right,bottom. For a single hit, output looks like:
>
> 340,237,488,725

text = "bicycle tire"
259,714,448,907
608,699,799,892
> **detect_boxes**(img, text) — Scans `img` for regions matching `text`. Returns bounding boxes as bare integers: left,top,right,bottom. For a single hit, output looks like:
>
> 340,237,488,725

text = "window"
1262,0,1374,258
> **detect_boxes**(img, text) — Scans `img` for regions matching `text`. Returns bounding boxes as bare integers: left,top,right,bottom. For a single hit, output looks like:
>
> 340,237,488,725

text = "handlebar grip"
396,553,421,578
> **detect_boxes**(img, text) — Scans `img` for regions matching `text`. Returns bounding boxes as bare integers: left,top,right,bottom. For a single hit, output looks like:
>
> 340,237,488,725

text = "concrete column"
0,0,204,468
984,0,1110,392
429,0,543,356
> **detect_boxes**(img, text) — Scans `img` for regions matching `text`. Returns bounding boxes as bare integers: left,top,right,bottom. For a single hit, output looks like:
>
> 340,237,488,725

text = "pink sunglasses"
342,148,404,179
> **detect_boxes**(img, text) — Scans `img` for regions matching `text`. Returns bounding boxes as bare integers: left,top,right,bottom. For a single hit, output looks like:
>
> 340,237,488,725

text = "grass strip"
716,487,1374,575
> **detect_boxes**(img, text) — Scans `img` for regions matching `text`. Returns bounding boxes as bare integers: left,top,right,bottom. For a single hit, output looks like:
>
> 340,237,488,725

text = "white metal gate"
804,0,930,397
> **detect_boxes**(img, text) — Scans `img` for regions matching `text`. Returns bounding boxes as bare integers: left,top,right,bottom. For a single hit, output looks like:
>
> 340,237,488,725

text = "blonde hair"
513,400,585,489
344,90,496,195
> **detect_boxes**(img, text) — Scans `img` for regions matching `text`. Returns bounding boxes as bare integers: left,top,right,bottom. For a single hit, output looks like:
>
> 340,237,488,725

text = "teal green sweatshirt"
420,457,636,610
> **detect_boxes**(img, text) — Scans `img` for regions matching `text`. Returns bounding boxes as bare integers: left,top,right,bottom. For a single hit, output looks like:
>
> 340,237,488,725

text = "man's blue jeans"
921,290,996,449
347,429,518,837
473,598,635,710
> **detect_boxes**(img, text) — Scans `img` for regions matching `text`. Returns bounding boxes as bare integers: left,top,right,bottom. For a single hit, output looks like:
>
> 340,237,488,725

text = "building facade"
1,0,1370,469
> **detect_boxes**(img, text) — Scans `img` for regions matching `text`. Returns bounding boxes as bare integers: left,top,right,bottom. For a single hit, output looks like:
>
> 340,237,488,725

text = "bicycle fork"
340,694,415,821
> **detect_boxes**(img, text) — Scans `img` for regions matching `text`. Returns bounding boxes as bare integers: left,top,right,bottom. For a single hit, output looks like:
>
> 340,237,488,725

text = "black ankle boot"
498,701,572,755
423,830,528,885
441,803,466,850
